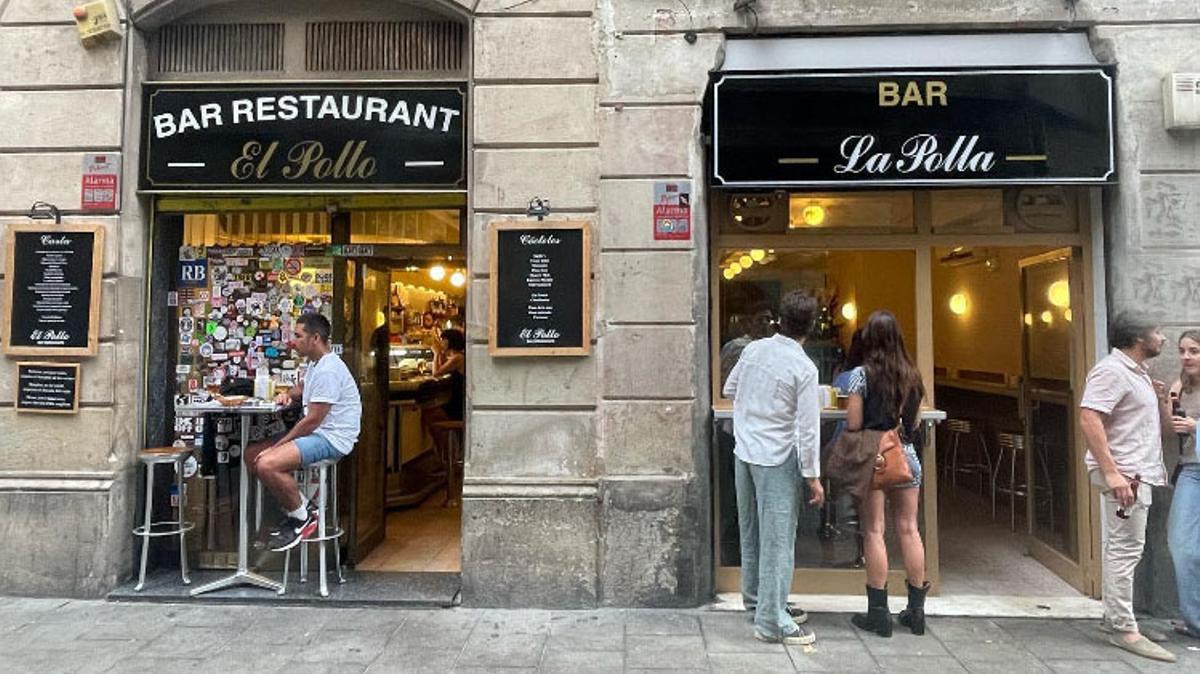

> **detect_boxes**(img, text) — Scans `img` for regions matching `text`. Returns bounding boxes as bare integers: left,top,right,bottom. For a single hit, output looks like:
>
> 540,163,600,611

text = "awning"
711,33,1114,188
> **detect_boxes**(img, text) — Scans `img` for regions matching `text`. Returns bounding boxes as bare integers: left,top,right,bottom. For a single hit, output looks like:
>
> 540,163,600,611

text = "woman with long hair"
845,310,928,637
1169,330,1200,640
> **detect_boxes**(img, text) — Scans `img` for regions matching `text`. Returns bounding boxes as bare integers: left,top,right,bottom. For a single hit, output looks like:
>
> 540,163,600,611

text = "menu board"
489,221,590,356
3,224,104,356
15,362,80,414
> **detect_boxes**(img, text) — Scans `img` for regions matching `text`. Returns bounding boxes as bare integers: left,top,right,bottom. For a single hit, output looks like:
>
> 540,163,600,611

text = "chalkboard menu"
3,224,104,356
15,362,80,414
489,221,590,356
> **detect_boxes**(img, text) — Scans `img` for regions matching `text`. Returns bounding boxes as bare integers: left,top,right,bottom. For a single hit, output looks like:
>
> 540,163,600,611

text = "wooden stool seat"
430,420,464,431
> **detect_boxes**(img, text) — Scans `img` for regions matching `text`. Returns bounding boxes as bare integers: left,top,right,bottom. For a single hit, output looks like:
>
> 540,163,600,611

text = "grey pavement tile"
796,612,864,640
625,610,702,636
699,613,788,654
388,610,480,650
109,655,206,672
139,624,242,659
939,638,1039,662
366,649,461,673
3,648,136,674
158,604,264,628
5,619,96,650
454,630,547,669
545,615,624,652
540,648,624,674
626,635,710,670
858,630,951,658
472,609,553,635
292,627,391,664
280,662,368,674
222,614,332,648
708,651,796,672
626,670,710,673
77,618,175,645
788,639,880,673
927,618,1011,644
876,656,967,672
956,656,1053,673
192,647,292,674
995,619,1109,660
322,608,409,635
1044,660,1140,673
453,669,537,673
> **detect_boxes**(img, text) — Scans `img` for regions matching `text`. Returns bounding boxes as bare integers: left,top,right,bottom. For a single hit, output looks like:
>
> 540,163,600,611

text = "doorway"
932,245,1088,596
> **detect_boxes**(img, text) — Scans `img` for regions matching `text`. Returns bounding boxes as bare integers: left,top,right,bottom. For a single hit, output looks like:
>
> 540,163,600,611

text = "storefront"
707,34,1116,597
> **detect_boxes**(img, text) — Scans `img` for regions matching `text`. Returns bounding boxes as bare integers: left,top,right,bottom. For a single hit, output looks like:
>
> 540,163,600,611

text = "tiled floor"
357,497,462,572
938,486,1082,596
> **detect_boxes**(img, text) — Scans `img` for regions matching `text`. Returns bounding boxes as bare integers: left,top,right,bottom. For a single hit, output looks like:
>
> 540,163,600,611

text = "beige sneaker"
1108,634,1178,663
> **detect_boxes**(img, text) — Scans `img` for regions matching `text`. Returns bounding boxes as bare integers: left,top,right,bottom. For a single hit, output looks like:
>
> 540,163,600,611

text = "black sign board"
713,69,1114,187
489,222,591,356
3,224,104,356
15,362,80,414
141,83,466,191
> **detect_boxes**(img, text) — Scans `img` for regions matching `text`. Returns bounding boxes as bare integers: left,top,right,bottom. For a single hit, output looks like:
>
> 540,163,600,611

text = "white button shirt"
722,333,822,477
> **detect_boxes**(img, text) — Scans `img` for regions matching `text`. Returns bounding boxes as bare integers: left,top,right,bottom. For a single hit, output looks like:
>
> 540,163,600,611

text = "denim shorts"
294,434,341,465
898,443,923,489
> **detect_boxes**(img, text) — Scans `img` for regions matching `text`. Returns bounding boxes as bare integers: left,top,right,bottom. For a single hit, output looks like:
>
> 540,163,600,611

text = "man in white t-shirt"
246,313,362,552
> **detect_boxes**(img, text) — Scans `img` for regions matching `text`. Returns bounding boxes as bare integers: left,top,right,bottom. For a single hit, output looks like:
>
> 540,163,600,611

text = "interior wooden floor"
357,496,461,573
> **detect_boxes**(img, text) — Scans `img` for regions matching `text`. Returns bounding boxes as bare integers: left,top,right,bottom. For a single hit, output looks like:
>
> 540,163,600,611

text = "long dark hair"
860,310,924,416
1180,329,1200,395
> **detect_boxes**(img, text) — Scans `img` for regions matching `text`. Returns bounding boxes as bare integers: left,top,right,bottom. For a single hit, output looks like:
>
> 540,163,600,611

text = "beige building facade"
0,0,1197,612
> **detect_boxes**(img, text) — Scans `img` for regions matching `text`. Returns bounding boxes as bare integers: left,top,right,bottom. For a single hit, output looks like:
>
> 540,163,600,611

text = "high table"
175,401,283,596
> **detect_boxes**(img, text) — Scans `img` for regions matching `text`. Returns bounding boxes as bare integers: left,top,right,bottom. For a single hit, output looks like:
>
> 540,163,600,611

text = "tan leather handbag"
870,422,913,491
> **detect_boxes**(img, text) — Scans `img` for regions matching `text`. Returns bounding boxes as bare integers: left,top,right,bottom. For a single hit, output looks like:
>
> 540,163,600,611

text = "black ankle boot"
897,580,930,635
851,585,892,637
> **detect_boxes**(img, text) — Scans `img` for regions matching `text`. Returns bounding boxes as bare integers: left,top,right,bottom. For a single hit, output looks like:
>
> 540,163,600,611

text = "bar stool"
992,432,1028,531
133,447,195,591
943,419,993,495
280,458,344,597
431,420,465,507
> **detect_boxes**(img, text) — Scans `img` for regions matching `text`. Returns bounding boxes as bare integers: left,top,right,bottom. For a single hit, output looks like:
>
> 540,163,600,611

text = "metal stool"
992,432,1028,531
943,419,993,495
431,420,464,507
280,458,344,597
133,447,195,591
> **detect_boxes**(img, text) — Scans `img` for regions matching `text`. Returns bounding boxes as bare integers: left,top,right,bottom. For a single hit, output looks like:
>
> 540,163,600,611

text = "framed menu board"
15,362,80,414
2,224,104,356
489,221,590,357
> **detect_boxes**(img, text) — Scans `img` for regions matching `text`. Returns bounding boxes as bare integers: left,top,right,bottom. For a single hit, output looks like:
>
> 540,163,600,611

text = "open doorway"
932,245,1086,597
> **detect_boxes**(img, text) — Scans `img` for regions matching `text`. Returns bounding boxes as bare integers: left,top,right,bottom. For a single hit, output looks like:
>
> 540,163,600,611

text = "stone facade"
1,0,1197,612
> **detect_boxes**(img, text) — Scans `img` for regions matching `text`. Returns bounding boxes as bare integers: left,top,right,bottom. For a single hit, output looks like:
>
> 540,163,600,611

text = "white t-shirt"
302,352,362,455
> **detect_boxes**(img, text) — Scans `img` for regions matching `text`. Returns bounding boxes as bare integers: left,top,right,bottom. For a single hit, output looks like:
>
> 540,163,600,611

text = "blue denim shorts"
294,434,341,465
899,443,923,489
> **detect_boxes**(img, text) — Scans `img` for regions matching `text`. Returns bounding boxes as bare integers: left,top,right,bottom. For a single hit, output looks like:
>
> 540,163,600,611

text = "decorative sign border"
2,223,104,357
488,220,591,357
14,361,81,414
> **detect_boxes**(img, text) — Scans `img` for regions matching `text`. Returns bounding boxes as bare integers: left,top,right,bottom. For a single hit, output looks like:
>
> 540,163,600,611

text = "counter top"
712,406,946,422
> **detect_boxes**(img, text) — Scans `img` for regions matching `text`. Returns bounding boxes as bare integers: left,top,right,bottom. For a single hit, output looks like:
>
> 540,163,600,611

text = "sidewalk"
1,596,1196,673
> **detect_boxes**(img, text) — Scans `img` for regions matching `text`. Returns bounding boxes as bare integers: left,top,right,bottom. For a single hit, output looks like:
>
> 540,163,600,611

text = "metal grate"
306,21,465,72
156,23,285,73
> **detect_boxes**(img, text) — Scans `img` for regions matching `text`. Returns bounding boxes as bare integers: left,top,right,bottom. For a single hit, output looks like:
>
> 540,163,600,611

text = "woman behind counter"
1168,330,1200,640
844,310,928,638
423,328,466,461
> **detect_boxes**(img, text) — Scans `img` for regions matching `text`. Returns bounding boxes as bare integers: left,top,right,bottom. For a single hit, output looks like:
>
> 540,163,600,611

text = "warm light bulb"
1041,310,1054,325
730,262,743,274
429,265,446,281
722,268,736,280
739,254,753,268
750,249,766,262
1047,280,1070,308
841,302,857,321
1064,308,1073,322
450,271,466,288
802,204,826,226
1024,313,1033,326
949,293,968,316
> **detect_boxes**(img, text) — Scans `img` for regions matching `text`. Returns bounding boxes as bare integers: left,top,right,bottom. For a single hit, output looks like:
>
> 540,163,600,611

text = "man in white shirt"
723,289,825,645
1079,312,1175,663
246,313,362,552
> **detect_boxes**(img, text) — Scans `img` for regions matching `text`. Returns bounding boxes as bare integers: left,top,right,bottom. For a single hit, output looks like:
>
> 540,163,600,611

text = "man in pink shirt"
1079,312,1175,663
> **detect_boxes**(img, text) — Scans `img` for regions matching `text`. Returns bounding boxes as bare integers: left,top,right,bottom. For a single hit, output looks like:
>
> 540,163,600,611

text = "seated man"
246,313,362,552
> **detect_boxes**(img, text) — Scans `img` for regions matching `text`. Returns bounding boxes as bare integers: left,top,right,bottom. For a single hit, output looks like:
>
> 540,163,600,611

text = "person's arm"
1168,381,1198,437
274,377,304,406
796,369,825,506
844,367,865,431
722,355,744,400
1079,407,1133,507
433,352,464,378
271,402,331,449
1154,379,1173,434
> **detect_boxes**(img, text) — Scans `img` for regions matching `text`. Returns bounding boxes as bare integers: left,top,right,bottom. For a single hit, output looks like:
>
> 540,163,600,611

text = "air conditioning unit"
1164,73,1200,130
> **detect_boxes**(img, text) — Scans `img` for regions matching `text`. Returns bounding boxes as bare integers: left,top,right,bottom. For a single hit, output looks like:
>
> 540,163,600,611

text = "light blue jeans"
1169,464,1200,636
735,456,801,638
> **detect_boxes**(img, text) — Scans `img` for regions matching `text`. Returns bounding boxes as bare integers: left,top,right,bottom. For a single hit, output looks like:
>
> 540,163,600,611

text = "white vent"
1164,73,1200,130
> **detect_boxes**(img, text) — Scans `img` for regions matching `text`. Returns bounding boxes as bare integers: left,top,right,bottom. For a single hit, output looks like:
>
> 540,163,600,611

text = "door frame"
710,188,1104,597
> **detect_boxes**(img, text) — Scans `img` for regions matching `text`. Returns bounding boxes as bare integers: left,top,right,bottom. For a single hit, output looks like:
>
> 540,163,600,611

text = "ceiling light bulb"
1064,308,1073,322
1024,313,1033,326
722,268,736,280
730,262,743,274
450,271,466,288
949,293,968,316
1041,310,1054,324
1047,280,1070,308
739,254,753,268
841,302,857,321
802,204,826,226
750,249,766,262
429,265,446,281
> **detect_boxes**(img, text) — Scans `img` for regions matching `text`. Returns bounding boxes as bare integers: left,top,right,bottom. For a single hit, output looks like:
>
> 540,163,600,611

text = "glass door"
1019,248,1089,591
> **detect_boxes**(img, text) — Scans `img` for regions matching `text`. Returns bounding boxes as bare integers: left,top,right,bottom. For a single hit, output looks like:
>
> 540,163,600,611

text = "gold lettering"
879,82,900,107
879,80,950,107
927,81,948,106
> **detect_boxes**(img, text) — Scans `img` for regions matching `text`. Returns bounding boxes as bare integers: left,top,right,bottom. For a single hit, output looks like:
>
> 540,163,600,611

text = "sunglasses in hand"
1116,473,1141,520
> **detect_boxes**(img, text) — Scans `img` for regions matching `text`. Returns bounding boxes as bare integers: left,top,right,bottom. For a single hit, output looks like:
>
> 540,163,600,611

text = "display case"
388,344,434,383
